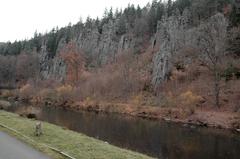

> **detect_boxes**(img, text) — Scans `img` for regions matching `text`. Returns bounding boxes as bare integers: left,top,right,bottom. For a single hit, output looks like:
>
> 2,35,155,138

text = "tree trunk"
74,64,79,86
214,70,220,108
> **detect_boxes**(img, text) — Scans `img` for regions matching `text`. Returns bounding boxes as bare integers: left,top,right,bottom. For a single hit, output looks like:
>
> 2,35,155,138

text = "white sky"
0,0,150,42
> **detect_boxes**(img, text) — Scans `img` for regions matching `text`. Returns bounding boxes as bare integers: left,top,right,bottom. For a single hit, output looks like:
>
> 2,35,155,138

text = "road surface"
0,131,51,159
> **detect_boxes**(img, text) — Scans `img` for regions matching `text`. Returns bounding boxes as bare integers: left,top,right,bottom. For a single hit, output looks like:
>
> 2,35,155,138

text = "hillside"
0,0,240,129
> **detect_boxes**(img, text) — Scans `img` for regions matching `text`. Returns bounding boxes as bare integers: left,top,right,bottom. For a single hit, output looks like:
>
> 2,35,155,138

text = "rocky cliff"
38,11,228,90
151,12,227,89
0,0,237,90
39,20,139,81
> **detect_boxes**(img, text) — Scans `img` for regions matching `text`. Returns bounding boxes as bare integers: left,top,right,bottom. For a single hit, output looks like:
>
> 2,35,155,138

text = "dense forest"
0,0,240,127
1,0,239,57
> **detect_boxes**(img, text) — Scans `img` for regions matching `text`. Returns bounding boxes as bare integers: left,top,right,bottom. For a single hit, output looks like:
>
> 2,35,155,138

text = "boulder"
0,100,11,110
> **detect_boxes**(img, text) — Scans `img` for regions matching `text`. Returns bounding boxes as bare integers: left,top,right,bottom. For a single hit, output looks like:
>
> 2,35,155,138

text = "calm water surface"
8,105,240,159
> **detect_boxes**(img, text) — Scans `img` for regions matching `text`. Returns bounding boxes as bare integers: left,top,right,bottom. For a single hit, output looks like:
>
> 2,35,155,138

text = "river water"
7,104,240,159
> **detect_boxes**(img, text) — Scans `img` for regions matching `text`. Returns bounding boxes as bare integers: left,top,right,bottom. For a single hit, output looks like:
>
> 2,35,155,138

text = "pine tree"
108,7,113,20
167,0,173,16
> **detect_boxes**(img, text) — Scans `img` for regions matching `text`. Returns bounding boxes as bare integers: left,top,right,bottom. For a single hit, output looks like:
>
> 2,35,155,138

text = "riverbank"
1,81,240,132
2,96,240,131
0,110,153,159
62,101,240,131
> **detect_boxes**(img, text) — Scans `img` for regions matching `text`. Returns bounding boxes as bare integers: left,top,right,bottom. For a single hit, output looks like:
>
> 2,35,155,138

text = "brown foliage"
60,41,85,85
0,55,16,87
19,83,37,99
73,50,152,102
56,85,74,102
16,52,40,84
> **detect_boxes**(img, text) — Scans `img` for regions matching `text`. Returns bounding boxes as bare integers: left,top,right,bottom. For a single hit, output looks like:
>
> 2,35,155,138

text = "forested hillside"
0,0,240,128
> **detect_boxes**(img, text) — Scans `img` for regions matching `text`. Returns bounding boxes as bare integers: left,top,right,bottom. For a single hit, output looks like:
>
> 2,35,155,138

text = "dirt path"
0,131,51,159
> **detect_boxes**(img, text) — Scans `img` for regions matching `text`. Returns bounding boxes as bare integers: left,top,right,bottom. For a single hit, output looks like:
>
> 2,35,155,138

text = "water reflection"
9,105,240,159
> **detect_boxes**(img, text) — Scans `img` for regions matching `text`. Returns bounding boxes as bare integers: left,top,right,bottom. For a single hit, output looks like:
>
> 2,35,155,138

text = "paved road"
0,131,51,159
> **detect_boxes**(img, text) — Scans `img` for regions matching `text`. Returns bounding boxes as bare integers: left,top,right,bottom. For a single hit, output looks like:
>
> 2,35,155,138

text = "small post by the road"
35,122,42,136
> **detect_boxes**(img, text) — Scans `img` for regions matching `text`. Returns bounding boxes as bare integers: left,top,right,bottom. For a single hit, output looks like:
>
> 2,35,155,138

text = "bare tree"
0,55,16,88
16,52,40,84
198,13,228,108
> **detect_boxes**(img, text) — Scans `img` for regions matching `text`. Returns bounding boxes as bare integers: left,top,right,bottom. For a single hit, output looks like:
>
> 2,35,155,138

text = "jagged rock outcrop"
39,20,137,80
152,10,191,88
151,12,227,89
39,44,66,81
38,11,227,90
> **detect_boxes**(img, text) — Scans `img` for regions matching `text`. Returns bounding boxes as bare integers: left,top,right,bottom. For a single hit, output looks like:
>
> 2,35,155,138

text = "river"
7,104,240,159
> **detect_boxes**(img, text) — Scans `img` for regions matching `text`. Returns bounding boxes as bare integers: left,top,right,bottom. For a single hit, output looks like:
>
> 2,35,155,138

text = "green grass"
0,110,153,159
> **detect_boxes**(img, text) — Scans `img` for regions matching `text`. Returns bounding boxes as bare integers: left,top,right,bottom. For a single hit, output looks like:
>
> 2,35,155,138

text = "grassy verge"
0,111,153,159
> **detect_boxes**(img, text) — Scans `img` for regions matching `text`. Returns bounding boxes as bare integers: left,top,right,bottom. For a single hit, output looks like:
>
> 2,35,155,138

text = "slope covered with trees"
0,0,240,129
1,0,239,57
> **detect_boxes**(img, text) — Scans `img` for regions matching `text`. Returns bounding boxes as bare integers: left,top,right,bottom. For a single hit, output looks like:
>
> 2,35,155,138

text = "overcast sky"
0,0,151,42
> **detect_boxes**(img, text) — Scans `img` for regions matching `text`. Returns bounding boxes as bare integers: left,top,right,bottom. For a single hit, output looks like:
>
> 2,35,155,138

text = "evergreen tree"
136,5,142,18
108,7,113,20
85,16,93,28
116,15,127,35
173,0,191,14
32,31,42,52
46,28,58,57
167,0,173,16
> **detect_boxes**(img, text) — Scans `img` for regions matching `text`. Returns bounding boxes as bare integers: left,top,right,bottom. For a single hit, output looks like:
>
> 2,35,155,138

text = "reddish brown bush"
60,41,85,85
19,83,37,99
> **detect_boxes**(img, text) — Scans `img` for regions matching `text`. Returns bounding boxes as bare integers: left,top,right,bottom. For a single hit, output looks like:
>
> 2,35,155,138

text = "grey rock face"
38,11,227,91
152,11,191,88
39,44,66,81
39,20,136,80
151,12,227,89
